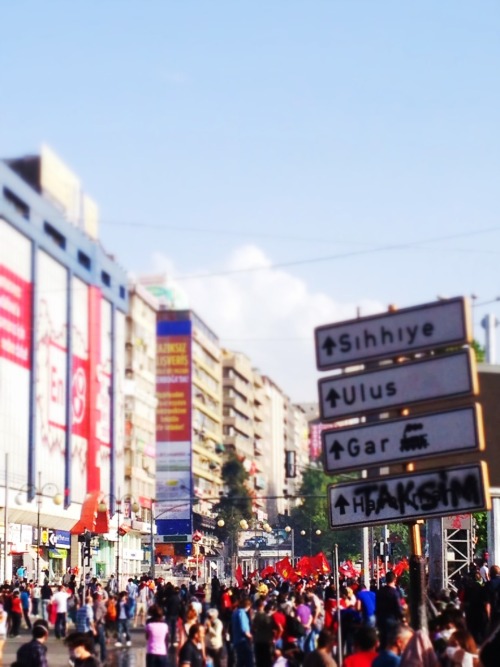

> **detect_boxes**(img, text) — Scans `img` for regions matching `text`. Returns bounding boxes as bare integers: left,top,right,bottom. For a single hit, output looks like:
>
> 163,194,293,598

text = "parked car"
243,536,268,548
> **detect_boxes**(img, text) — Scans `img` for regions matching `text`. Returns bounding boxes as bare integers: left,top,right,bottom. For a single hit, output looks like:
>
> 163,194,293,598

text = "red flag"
295,556,313,577
392,557,409,578
235,565,244,588
310,552,331,574
260,565,275,578
275,557,294,580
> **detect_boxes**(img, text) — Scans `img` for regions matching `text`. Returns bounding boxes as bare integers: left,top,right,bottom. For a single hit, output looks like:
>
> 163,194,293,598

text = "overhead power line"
173,225,500,281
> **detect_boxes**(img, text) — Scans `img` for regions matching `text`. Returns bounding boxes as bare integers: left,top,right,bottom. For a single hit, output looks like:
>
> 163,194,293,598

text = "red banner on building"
156,335,191,442
0,264,32,369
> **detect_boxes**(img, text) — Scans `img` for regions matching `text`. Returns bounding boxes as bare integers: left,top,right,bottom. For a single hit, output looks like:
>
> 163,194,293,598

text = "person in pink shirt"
145,604,169,667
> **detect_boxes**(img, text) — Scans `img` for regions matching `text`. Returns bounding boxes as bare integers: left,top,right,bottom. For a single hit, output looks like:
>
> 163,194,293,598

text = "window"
101,271,111,287
43,222,66,249
3,187,30,219
78,250,91,270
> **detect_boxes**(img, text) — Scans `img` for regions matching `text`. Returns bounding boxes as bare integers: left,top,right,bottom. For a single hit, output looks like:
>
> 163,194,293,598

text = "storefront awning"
70,491,109,535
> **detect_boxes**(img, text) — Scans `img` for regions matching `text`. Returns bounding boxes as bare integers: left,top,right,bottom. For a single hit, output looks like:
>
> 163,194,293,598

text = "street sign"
315,297,470,371
322,404,484,474
318,349,477,422
328,462,490,529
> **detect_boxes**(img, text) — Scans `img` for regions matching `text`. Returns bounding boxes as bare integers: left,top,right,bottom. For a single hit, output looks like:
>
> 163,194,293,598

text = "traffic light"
79,530,93,566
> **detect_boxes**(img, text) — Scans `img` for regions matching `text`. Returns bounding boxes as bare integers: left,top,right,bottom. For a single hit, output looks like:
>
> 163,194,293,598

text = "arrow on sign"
322,336,336,356
334,495,350,515
329,440,344,460
326,388,341,408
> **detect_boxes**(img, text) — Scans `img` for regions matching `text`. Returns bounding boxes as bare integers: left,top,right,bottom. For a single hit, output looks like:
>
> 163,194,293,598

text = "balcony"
223,374,250,397
223,434,254,459
223,415,253,438
224,395,252,419
254,440,264,456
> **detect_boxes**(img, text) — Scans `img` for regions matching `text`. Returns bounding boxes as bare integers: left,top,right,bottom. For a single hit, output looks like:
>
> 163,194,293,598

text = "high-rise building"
121,280,158,578
284,402,309,502
222,350,268,515
0,148,128,581
148,300,224,567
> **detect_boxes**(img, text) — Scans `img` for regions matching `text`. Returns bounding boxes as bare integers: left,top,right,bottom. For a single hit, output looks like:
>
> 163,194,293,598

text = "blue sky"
1,1,500,400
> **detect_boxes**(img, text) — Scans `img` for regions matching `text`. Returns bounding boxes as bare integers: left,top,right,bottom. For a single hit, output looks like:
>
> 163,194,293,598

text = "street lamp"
284,526,295,565
15,472,64,582
300,527,322,557
239,517,272,575
98,494,140,590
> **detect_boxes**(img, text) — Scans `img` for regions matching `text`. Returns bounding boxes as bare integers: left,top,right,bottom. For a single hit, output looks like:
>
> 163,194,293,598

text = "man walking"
231,596,254,667
375,571,403,650
15,624,49,667
52,584,71,639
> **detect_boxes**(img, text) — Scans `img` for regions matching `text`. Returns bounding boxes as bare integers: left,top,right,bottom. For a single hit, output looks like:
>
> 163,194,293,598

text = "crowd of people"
1,560,500,666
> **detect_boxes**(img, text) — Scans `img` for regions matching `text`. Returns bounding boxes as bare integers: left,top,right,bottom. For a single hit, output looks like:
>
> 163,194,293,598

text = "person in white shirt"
480,560,490,583
52,584,70,639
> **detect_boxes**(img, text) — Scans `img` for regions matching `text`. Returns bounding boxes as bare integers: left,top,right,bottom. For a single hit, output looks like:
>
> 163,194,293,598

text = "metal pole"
4,454,8,582
36,471,41,583
116,502,121,591
150,500,155,580
383,524,389,575
335,543,343,667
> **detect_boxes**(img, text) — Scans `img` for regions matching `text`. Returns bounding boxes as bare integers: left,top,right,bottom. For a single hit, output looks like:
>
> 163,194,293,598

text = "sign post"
315,296,488,632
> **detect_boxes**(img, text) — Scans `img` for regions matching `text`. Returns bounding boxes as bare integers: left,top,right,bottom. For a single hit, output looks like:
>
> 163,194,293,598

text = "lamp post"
284,526,294,565
15,472,64,582
238,517,272,576
216,519,226,580
150,499,156,581
98,493,140,591
300,525,322,557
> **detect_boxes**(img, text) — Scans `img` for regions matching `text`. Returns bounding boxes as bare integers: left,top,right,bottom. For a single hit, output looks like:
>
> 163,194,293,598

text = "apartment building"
145,303,224,558
121,281,158,577
222,351,268,516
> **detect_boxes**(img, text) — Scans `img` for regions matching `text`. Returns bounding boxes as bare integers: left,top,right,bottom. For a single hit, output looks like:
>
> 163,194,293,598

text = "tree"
471,340,486,363
213,450,253,544
474,511,488,556
289,467,362,561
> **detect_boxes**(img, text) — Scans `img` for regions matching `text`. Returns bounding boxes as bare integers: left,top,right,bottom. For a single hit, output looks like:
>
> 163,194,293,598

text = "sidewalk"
2,626,150,666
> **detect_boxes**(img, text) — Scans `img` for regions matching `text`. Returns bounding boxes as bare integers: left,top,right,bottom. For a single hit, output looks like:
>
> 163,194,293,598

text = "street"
1,626,168,666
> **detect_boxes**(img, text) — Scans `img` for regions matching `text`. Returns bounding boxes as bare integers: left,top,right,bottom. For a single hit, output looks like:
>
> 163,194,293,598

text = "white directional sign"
322,405,484,474
318,349,477,422
315,297,470,371
328,462,490,529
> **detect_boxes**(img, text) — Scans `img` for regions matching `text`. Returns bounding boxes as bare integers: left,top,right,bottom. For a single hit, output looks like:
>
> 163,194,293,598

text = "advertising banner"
70,277,90,503
87,288,113,495
0,220,32,482
156,320,192,536
36,250,68,491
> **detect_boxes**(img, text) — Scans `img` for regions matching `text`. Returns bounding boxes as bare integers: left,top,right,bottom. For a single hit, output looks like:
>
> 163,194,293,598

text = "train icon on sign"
400,423,430,452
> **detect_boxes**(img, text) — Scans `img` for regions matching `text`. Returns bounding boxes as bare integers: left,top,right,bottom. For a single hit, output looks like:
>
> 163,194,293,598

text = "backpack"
490,579,500,616
285,613,306,638
106,599,117,621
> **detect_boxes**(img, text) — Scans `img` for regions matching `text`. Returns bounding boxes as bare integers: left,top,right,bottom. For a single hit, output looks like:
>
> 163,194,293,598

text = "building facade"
151,304,224,571
222,350,268,516
0,148,128,581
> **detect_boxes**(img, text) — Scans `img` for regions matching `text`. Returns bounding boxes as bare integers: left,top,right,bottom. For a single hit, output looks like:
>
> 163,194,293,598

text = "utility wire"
173,225,500,280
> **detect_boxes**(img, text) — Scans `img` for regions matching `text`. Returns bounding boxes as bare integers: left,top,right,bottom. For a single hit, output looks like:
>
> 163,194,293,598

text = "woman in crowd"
145,604,169,667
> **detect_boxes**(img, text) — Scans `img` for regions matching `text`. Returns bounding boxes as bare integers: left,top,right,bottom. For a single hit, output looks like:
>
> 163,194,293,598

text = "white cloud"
152,245,384,403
